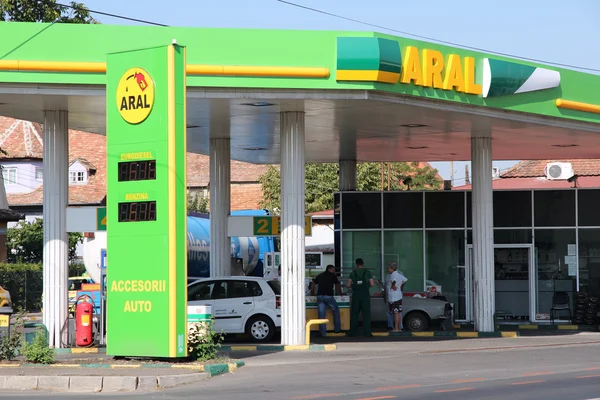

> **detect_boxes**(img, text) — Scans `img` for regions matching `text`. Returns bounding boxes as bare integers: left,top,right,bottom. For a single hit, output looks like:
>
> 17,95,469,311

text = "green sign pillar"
106,44,188,358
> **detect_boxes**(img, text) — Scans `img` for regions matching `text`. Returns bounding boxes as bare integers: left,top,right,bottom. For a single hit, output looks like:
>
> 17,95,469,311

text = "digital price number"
118,160,156,182
118,201,157,222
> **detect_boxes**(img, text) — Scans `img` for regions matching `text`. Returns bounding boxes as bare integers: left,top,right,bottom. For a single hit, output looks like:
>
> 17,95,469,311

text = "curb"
56,347,105,354
0,360,245,375
0,361,244,392
454,323,599,332
315,332,519,338
220,344,337,352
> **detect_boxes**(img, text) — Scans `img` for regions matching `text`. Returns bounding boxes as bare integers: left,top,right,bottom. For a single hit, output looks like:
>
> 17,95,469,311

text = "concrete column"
42,110,69,348
209,138,231,277
471,132,495,332
280,111,306,346
339,159,357,191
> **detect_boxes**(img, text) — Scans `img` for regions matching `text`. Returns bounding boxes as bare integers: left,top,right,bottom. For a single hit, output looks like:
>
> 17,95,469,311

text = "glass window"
426,230,465,310
534,229,576,320
35,167,43,181
383,231,423,293
187,281,215,301
425,192,465,228
578,190,600,227
577,229,600,302
342,231,381,293
334,193,340,230
223,280,262,298
383,192,423,229
2,168,16,185
494,229,532,244
267,280,281,295
341,193,381,229
69,170,87,183
534,190,575,227
494,191,532,227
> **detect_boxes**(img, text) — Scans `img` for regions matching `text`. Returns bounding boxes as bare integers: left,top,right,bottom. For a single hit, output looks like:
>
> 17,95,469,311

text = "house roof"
186,154,271,187
1,116,270,207
8,129,107,206
0,118,43,159
501,160,600,178
452,159,600,190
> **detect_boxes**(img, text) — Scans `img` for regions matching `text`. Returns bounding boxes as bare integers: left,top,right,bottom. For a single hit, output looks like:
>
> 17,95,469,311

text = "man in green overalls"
347,258,375,337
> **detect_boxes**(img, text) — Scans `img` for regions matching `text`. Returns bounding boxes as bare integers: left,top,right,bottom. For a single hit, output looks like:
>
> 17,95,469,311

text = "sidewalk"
0,351,245,393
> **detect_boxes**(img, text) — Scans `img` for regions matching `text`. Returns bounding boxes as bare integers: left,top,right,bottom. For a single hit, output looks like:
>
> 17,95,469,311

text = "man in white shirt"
386,261,408,332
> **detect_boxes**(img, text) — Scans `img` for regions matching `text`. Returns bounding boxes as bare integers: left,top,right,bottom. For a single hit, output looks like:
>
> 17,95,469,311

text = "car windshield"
267,280,281,295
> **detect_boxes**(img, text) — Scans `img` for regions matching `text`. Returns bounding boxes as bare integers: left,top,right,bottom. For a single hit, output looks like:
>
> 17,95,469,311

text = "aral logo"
116,68,155,124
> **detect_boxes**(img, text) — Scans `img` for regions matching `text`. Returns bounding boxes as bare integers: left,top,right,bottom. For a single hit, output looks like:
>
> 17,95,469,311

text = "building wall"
1,160,43,194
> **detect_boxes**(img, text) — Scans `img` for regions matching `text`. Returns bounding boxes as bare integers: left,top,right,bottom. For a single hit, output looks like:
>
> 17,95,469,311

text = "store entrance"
465,245,534,323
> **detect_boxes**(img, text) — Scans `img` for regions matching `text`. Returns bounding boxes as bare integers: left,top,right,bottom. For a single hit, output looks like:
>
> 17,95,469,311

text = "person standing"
386,261,408,332
348,258,374,337
311,264,343,336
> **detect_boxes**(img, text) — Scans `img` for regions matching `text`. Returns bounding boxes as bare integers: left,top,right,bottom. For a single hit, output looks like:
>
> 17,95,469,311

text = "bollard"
305,319,329,345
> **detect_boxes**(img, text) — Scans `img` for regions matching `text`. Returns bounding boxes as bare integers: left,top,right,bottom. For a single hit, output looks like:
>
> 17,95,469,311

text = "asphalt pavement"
3,333,600,399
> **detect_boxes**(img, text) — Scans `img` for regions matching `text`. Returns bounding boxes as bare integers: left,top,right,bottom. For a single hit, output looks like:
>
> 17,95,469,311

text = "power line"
55,2,168,26
276,0,600,74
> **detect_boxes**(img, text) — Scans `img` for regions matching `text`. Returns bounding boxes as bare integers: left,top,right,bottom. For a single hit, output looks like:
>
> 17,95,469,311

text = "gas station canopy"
0,23,599,164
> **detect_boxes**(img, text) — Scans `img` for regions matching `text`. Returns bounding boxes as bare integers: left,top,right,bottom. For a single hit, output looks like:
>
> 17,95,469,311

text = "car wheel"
404,311,430,332
246,315,275,342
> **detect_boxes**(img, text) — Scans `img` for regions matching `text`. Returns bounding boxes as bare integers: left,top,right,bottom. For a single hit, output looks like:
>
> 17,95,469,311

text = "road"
4,334,600,399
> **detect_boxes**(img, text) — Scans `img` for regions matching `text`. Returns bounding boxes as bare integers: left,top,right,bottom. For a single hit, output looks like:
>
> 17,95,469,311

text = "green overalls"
349,267,372,336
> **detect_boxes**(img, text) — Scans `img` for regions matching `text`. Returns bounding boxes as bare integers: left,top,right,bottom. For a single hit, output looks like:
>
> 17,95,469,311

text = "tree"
259,162,443,213
188,192,209,213
0,0,98,23
7,219,82,263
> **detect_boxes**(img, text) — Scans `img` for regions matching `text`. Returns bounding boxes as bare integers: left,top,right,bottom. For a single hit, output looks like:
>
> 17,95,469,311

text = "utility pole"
449,161,454,188
465,164,470,185
387,163,391,191
380,162,384,191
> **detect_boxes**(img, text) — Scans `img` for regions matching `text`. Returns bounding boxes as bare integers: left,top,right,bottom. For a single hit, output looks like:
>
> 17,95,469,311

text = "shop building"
335,186,600,324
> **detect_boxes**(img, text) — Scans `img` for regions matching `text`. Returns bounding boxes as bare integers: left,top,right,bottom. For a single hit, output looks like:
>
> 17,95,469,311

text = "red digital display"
118,160,156,182
118,201,156,222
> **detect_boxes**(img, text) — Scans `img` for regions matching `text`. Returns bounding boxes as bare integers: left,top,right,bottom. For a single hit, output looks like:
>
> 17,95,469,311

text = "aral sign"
336,37,561,99
336,37,481,94
106,44,188,358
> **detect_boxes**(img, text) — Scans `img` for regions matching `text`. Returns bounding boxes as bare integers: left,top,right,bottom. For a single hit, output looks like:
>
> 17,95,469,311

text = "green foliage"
22,328,55,364
0,263,42,312
69,263,86,277
259,162,443,213
0,0,98,23
188,192,209,213
0,312,23,361
187,320,224,361
7,219,83,263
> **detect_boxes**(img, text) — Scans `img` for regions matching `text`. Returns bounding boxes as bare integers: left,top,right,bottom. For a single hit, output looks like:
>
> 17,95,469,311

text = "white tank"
82,231,106,283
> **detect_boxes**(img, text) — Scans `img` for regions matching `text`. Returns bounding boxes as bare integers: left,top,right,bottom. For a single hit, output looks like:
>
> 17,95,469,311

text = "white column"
280,111,306,346
471,132,495,332
209,138,231,277
339,159,357,191
42,110,69,348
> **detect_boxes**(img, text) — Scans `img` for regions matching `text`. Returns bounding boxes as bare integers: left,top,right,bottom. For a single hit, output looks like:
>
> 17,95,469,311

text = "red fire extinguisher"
75,295,94,347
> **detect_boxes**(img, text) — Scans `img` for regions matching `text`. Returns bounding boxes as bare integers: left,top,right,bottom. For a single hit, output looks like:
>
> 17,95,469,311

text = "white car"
187,276,281,342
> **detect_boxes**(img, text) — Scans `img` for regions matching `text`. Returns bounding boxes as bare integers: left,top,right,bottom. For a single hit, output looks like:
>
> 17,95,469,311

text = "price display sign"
106,44,188,358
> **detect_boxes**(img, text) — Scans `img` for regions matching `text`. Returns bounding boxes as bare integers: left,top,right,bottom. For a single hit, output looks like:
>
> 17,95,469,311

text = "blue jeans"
317,295,341,336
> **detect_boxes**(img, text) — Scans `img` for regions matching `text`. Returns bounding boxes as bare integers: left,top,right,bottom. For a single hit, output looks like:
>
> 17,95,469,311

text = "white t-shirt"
387,271,408,303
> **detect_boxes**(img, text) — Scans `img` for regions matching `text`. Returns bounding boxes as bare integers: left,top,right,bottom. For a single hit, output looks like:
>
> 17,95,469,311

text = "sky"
77,0,600,185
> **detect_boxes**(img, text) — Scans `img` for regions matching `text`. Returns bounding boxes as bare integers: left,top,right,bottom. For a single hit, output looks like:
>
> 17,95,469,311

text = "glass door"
465,245,534,323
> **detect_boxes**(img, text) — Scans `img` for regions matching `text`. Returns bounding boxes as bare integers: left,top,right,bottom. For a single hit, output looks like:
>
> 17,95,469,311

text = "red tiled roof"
1,116,270,207
186,154,270,187
501,160,600,178
454,176,600,190
309,210,334,216
0,118,43,159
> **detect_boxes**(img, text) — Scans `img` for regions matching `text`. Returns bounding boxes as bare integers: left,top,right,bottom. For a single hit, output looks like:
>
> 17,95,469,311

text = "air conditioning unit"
545,162,574,180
